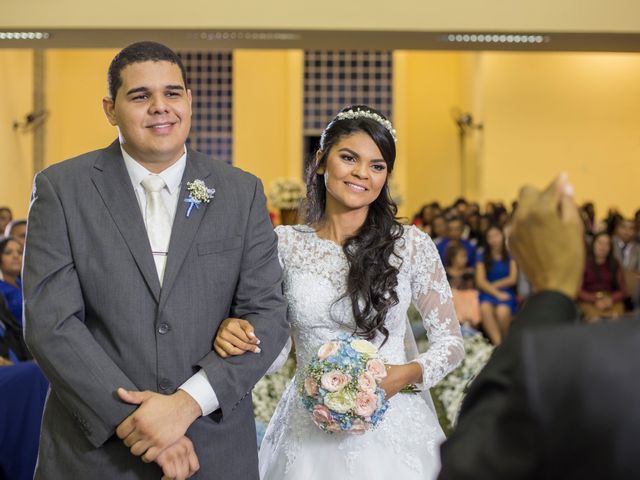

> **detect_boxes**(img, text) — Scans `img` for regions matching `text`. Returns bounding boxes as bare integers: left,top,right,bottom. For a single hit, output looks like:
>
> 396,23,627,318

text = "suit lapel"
159,149,214,309
91,141,162,302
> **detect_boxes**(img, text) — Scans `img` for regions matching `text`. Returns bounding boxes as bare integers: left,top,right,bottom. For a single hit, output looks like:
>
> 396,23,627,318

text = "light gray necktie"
141,174,171,285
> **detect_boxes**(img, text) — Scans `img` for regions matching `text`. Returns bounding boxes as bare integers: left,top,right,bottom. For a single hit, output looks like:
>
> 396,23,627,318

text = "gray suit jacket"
23,141,289,479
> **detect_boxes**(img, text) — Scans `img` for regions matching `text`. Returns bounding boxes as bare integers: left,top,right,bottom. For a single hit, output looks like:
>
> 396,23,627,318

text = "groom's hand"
116,388,202,462
156,435,200,480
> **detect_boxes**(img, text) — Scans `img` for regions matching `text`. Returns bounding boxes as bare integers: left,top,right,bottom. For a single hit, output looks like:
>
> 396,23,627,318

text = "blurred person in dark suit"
439,174,640,480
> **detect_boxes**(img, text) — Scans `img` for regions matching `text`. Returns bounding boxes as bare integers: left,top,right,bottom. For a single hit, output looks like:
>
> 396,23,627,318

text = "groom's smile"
103,60,192,173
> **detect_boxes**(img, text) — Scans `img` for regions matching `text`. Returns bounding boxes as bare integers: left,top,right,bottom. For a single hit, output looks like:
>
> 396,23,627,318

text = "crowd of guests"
412,199,640,345
0,206,30,365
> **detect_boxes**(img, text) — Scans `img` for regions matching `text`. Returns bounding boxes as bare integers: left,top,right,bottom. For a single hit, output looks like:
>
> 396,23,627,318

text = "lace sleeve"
406,227,464,388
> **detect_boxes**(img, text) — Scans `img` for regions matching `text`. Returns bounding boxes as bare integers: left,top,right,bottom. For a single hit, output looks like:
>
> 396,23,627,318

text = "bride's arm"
213,317,292,374
407,227,465,388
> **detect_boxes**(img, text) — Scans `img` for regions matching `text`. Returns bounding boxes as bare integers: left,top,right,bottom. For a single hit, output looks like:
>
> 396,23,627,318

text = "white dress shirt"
121,146,219,416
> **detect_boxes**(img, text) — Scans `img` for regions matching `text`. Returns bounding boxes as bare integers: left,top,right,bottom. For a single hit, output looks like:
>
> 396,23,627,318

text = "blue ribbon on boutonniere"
184,179,215,218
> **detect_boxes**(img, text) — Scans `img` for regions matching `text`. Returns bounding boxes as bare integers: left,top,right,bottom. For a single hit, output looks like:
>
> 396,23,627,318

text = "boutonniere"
184,179,215,217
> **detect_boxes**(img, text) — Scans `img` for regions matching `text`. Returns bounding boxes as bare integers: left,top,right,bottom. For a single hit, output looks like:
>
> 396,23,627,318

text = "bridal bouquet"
299,334,390,434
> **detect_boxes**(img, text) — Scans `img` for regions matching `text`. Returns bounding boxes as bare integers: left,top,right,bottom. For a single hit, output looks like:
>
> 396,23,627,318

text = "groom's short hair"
107,41,189,100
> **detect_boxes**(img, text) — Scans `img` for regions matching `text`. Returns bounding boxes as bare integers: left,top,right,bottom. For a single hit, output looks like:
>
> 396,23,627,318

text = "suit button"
158,323,170,334
159,379,172,391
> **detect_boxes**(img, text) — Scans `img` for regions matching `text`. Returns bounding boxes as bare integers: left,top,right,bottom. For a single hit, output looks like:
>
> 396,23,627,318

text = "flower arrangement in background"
425,331,494,431
253,357,296,424
268,177,306,210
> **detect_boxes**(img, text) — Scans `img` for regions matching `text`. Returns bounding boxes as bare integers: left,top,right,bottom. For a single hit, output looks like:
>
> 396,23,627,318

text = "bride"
214,105,464,479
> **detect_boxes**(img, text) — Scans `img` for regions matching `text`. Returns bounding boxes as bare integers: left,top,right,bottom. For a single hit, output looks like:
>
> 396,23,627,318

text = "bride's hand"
378,363,423,400
213,318,261,358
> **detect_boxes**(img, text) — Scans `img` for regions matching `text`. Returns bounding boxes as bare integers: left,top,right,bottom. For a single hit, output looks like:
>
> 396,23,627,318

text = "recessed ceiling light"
0,31,50,41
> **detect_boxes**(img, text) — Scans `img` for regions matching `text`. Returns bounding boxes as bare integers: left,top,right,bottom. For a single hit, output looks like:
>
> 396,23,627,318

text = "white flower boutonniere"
184,179,215,217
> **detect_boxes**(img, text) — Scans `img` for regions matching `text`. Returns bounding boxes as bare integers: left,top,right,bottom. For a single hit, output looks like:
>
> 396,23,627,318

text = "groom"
23,41,289,479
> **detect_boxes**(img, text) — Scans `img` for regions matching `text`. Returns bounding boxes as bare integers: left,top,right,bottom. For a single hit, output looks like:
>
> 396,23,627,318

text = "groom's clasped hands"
115,387,203,479
112,314,258,479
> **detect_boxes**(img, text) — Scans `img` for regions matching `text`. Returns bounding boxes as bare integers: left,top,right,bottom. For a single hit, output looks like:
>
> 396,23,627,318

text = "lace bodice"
272,224,464,386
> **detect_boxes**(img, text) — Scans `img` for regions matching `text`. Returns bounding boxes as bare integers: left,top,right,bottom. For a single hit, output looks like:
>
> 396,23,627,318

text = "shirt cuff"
179,369,219,416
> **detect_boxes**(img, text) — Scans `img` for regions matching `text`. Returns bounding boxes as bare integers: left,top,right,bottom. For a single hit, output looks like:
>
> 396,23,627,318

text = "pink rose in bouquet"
357,372,377,393
350,418,369,434
304,377,319,396
317,341,339,360
321,370,351,392
366,358,387,380
312,404,333,428
354,391,379,418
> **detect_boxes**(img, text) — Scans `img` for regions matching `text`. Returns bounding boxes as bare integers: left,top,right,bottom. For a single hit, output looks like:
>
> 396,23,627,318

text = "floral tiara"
334,109,398,142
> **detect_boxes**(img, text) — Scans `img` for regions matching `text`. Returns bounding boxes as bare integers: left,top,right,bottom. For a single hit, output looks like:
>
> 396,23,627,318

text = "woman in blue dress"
0,237,23,325
475,225,518,345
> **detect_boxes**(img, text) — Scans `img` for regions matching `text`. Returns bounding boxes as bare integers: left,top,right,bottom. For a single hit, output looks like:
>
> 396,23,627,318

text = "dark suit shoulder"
523,315,640,425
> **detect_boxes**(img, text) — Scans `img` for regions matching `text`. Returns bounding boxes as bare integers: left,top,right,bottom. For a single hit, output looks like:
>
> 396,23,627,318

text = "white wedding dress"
259,225,464,480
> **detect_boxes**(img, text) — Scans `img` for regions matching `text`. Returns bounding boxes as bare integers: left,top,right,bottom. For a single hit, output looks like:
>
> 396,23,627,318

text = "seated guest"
478,214,492,245
436,216,476,267
578,232,626,322
430,214,447,243
0,295,30,364
4,219,27,246
0,207,12,236
453,197,468,218
475,225,518,345
412,203,436,233
493,204,510,228
465,212,481,246
612,218,640,309
0,237,23,325
580,201,596,235
445,243,480,327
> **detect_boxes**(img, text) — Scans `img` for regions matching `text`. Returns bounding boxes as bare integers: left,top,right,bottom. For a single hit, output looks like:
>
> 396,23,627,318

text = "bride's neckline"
294,224,344,249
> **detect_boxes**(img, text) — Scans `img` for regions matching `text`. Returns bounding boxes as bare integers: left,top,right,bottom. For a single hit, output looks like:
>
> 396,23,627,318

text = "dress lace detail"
259,225,464,480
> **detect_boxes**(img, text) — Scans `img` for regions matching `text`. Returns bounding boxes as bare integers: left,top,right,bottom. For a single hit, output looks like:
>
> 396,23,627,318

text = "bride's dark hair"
305,105,403,344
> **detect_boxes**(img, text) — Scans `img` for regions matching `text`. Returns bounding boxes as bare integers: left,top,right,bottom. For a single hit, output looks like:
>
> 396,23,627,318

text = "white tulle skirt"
258,379,445,480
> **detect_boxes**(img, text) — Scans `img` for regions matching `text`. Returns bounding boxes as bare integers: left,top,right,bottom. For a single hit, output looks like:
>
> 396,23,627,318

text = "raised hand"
508,172,584,298
213,317,261,358
116,388,201,463
156,436,200,480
